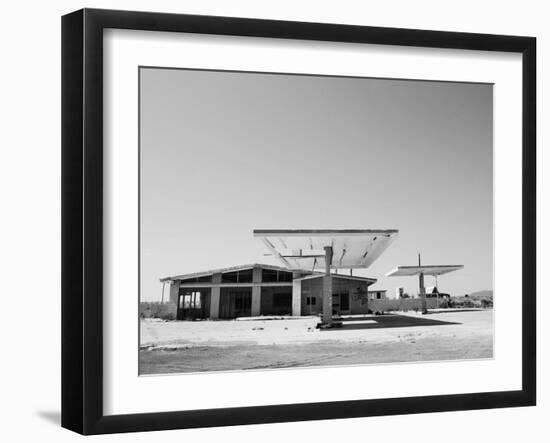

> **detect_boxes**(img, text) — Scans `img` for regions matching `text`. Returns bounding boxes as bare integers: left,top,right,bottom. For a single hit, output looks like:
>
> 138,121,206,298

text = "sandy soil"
139,309,493,374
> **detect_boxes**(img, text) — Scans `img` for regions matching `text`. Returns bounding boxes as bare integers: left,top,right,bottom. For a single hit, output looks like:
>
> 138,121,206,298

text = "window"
222,269,253,283
306,296,317,306
237,268,253,283
180,291,201,309
262,268,293,282
278,271,293,282
180,275,211,284
262,269,278,282
221,271,239,283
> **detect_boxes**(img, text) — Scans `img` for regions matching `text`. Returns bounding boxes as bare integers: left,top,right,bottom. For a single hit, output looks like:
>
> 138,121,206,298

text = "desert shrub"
139,302,176,320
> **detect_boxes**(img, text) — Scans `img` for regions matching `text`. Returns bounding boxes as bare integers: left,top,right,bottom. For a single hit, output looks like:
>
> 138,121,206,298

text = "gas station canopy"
386,265,464,277
253,229,399,270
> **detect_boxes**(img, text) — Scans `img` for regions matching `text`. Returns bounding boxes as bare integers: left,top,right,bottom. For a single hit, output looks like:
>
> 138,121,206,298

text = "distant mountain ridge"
467,290,493,299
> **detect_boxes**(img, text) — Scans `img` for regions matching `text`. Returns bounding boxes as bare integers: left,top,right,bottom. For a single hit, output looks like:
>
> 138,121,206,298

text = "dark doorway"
260,287,293,316
272,292,292,315
332,291,350,315
332,294,341,315
219,288,252,319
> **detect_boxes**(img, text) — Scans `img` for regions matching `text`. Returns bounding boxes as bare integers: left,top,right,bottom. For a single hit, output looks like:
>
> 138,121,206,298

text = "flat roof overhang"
386,265,464,277
253,229,399,270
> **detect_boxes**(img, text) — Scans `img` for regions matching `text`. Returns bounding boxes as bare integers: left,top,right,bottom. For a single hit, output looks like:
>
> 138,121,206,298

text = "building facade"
161,264,376,320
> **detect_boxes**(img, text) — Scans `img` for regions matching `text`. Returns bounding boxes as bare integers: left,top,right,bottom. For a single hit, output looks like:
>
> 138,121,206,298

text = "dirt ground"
139,309,493,374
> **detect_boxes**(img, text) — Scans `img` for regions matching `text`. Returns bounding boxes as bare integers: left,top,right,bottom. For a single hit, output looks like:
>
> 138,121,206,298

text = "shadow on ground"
425,309,484,314
36,410,60,425
323,314,461,331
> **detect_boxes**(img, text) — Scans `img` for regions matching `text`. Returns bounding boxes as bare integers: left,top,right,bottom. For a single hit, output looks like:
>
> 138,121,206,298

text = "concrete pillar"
364,283,370,314
418,253,427,314
419,273,427,314
251,286,261,316
292,279,302,316
210,273,222,319
322,246,333,324
169,281,179,304
210,288,220,319
251,267,262,316
322,275,333,323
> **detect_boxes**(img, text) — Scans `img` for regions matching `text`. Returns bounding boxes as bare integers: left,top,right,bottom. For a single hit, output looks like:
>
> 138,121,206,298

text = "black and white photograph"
0,1,542,439
138,67,494,375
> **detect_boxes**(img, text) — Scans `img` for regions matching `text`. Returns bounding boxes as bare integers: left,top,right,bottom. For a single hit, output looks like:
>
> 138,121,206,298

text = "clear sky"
139,67,493,301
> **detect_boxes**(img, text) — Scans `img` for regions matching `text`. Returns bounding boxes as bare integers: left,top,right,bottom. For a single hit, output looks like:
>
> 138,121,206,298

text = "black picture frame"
61,8,536,435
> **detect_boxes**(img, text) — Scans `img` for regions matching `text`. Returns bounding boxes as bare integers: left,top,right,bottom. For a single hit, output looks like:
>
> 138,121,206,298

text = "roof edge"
253,229,399,236
160,263,312,282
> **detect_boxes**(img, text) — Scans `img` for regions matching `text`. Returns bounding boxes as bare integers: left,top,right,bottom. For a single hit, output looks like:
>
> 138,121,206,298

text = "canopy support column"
292,277,302,316
418,254,428,314
419,272,427,314
322,246,333,325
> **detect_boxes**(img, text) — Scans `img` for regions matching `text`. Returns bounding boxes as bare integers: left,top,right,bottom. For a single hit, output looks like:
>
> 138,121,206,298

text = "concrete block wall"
349,285,371,314
301,278,323,315
301,277,371,315
368,297,439,312
168,281,179,304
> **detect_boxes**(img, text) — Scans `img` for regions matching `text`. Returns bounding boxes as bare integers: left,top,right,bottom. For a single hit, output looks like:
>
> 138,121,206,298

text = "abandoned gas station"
160,229,463,325
161,262,377,320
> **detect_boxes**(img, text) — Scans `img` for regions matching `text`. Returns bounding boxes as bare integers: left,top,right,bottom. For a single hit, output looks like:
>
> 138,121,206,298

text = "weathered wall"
163,302,178,319
168,281,179,304
348,281,371,315
300,278,322,315
369,297,440,312
301,277,371,315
